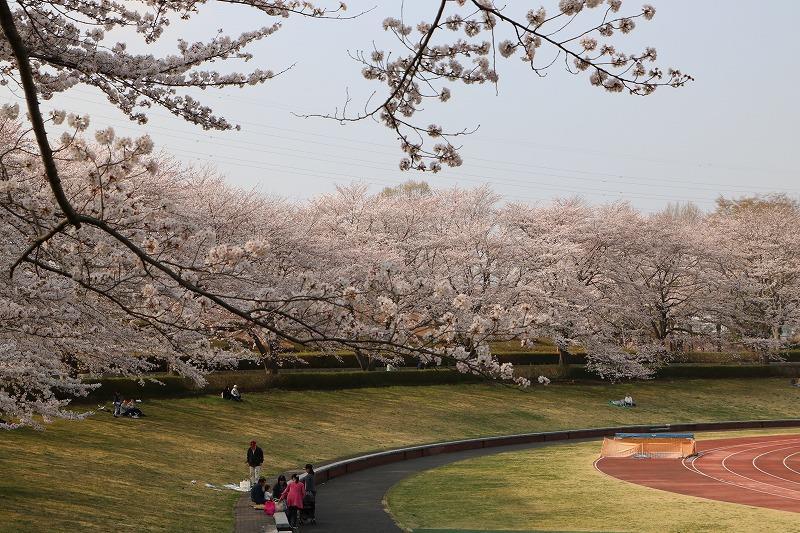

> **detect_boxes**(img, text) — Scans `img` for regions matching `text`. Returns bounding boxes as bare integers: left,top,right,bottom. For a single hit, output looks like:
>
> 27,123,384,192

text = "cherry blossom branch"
0,0,81,227
8,218,70,277
308,1,691,171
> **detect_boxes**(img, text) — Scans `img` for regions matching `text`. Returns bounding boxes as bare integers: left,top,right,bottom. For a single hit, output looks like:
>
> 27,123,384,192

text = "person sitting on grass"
230,385,243,402
609,395,635,408
280,473,305,527
250,477,269,505
121,399,145,418
624,395,635,406
221,385,232,400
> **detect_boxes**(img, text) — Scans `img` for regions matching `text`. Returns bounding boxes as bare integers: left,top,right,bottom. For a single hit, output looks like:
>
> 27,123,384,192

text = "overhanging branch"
0,0,81,227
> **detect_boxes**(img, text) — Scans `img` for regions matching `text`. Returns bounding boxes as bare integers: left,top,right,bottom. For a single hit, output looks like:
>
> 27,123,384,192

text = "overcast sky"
4,1,799,212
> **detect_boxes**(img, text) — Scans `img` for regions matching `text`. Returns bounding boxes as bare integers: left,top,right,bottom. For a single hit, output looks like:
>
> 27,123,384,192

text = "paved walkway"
312,439,589,533
233,420,800,532
233,439,584,533
234,493,276,533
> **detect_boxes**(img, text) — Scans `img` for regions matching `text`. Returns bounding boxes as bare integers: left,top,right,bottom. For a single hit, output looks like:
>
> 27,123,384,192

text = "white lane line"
684,439,800,502
751,446,800,487
783,452,800,476
721,444,800,497
596,435,800,502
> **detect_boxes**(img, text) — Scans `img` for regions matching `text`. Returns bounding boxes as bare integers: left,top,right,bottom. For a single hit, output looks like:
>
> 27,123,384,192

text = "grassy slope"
387,429,800,533
3,379,800,532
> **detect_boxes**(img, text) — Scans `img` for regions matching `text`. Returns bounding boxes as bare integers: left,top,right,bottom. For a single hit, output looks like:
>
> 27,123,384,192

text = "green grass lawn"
3,379,800,532
387,428,800,533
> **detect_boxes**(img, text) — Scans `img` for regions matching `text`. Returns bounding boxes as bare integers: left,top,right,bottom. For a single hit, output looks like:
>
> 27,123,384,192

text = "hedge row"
82,362,800,402
276,352,587,369
82,369,482,401
140,349,800,373
81,375,193,400
548,364,800,381
250,350,800,369
656,364,800,379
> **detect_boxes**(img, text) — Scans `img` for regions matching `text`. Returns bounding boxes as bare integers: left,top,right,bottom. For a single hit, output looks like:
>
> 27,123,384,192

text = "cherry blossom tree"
4,107,799,426
705,196,800,359
501,198,595,370
0,0,695,426
2,118,545,427
0,118,237,428
504,199,717,380
600,210,713,346
304,184,536,381
580,207,717,378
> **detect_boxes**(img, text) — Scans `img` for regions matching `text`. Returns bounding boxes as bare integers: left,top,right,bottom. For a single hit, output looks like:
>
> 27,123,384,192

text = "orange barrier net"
600,437,697,459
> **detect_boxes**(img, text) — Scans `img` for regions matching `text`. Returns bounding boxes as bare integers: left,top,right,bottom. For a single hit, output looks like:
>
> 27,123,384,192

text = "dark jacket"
272,481,288,500
250,483,267,504
303,472,316,495
247,446,264,467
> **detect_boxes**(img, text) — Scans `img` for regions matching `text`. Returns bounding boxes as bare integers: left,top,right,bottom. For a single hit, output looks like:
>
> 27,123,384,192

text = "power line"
176,86,800,178
2,89,795,206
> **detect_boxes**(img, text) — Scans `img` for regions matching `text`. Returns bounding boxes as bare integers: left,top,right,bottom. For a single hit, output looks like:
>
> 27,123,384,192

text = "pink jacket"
281,480,305,509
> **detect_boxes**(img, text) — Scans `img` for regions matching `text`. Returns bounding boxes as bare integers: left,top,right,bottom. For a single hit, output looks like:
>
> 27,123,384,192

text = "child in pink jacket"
280,473,305,526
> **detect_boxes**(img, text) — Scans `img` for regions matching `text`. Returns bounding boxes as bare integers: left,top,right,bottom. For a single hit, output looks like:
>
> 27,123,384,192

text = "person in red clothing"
280,473,305,527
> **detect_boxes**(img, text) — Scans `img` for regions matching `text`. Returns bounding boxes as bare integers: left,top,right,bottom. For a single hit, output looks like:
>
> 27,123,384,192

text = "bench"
274,511,292,531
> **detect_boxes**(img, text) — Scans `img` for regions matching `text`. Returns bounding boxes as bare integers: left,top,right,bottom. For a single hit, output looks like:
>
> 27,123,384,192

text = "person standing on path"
246,440,264,484
302,463,317,524
112,392,122,418
280,473,305,527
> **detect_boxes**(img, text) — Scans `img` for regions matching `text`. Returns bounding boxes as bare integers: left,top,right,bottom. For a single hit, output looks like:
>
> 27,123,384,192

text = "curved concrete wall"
314,419,800,483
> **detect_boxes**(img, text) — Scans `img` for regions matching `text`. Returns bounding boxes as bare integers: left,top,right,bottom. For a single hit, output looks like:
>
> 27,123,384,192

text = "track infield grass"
3,379,800,532
387,428,800,533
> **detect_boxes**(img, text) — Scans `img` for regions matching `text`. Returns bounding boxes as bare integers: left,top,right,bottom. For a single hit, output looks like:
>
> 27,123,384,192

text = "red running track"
595,434,800,512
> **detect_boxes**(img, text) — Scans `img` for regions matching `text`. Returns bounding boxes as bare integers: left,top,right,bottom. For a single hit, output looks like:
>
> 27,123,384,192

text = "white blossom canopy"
0,0,702,427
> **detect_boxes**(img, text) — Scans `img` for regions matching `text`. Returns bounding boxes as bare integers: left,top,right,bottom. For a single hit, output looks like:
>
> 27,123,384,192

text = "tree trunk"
265,337,280,375
353,348,372,371
251,333,279,376
557,346,570,378
558,346,569,370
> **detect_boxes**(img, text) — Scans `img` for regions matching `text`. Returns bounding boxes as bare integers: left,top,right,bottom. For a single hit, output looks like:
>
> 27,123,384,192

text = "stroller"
300,491,316,525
